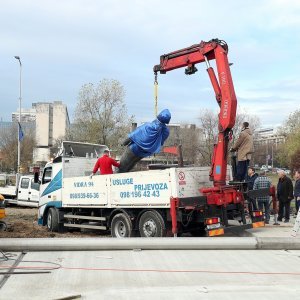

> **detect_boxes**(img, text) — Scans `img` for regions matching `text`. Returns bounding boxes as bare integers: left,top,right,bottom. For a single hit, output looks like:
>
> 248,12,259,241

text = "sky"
0,0,299,128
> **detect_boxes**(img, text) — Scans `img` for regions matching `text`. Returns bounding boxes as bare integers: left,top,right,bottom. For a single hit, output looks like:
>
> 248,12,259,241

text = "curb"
0,237,300,251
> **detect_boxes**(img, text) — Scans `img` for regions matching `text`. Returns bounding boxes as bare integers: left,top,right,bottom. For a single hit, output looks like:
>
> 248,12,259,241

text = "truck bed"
62,167,216,208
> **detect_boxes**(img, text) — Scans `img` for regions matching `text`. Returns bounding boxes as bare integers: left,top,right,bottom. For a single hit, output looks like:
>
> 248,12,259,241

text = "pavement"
247,214,300,238
1,249,300,299
1,215,300,299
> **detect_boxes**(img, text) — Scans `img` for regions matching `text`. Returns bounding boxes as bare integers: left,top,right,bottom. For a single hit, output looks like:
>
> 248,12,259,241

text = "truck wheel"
47,208,59,232
111,213,133,238
139,210,166,237
0,221,7,231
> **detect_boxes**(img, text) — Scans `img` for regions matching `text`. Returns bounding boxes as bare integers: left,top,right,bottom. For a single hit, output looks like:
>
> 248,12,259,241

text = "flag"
18,122,24,141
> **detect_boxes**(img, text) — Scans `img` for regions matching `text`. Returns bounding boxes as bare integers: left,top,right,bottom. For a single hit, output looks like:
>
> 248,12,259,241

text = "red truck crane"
154,39,269,235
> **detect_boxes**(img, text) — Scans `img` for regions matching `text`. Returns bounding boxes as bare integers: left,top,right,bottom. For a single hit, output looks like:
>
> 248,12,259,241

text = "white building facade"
12,101,70,164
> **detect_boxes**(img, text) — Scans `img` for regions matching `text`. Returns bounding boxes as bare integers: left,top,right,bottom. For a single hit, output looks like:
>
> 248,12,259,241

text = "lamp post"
14,56,22,175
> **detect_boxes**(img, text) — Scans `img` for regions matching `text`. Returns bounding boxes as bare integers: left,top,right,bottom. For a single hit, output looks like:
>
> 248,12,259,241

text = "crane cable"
154,72,158,117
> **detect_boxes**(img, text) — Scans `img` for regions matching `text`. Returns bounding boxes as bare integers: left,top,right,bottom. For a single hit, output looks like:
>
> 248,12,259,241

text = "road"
1,247,300,299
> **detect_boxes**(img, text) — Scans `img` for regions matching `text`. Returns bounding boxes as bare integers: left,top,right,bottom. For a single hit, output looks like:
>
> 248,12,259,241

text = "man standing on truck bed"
230,122,254,181
90,150,120,176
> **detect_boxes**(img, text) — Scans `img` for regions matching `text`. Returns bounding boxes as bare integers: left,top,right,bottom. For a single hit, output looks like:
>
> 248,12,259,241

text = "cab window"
42,167,52,184
31,179,40,191
20,178,30,189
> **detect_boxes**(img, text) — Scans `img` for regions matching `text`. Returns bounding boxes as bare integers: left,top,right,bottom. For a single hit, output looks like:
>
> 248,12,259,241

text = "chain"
154,72,158,117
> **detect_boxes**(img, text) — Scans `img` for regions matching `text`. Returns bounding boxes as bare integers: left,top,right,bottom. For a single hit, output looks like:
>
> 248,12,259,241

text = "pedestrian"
230,122,254,181
246,166,258,211
277,170,294,222
253,171,272,224
90,150,120,177
294,169,300,215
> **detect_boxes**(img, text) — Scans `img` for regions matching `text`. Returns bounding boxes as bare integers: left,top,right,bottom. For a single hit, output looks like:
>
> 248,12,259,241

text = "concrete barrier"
1,237,299,251
256,237,300,250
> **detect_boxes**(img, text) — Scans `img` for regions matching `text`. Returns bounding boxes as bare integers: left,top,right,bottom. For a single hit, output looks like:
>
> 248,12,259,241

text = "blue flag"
18,122,24,141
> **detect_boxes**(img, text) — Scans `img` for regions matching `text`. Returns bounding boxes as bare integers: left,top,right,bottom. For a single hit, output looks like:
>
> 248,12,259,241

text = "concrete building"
12,108,36,123
33,101,70,163
12,101,70,164
254,128,285,146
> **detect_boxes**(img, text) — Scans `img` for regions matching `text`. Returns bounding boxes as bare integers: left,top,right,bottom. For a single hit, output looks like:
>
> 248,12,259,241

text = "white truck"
37,141,264,237
0,173,40,207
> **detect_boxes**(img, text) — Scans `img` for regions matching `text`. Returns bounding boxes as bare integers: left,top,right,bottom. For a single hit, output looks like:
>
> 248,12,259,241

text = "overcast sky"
1,0,299,128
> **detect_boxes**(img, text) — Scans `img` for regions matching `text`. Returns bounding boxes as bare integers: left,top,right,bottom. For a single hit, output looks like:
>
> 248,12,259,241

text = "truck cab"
38,141,108,227
17,175,40,207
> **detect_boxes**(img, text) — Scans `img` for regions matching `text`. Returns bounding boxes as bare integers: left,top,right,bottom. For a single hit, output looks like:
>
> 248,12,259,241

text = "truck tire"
0,221,7,231
139,210,166,237
47,208,59,232
111,213,133,238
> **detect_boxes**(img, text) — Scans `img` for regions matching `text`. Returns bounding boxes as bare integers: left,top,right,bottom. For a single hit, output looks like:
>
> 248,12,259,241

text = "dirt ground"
0,207,110,238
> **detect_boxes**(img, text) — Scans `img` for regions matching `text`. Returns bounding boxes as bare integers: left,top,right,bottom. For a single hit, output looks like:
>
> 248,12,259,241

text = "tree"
71,79,134,153
197,109,261,166
276,110,300,169
0,124,36,173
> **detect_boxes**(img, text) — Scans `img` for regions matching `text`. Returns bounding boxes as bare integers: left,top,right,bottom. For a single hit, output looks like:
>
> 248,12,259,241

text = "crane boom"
153,39,237,187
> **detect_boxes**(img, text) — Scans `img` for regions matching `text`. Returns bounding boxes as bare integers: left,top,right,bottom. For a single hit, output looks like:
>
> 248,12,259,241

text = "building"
33,101,70,163
254,128,285,146
12,101,70,164
12,108,36,123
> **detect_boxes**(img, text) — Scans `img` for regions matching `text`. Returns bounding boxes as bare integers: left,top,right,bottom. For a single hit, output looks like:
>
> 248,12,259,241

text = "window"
42,167,52,184
31,179,40,191
20,178,30,189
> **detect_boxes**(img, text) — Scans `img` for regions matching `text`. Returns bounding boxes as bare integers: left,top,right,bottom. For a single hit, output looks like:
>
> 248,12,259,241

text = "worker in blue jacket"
118,109,171,172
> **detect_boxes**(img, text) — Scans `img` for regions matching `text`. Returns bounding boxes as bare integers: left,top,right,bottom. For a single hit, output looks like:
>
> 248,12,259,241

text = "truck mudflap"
207,220,265,237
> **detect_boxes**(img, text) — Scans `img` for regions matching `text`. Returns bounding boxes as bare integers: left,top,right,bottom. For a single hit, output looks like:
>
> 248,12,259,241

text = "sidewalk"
247,215,300,238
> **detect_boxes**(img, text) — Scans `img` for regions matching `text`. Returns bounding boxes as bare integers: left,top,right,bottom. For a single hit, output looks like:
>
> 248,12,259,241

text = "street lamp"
14,56,22,175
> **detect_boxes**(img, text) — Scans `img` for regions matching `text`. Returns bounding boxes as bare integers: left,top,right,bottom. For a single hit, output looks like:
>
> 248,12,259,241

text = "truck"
37,39,272,237
0,173,40,207
38,141,259,237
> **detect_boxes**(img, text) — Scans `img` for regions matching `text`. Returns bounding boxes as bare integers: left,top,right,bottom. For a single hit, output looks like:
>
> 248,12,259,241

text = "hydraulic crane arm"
154,39,237,186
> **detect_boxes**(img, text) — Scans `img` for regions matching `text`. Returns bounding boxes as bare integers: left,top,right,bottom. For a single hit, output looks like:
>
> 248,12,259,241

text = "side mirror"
34,172,39,184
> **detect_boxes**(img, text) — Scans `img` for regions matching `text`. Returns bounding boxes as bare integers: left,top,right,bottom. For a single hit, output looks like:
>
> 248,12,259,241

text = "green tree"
71,79,134,153
277,110,300,169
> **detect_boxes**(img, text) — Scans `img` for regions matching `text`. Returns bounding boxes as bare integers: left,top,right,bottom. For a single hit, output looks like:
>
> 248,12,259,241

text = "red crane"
154,39,242,208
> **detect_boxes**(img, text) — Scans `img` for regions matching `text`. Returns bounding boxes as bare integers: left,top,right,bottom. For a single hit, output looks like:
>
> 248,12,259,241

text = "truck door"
29,178,40,204
18,177,30,202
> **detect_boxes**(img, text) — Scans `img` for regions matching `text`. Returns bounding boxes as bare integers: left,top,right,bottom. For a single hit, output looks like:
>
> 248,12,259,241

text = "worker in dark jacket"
118,109,171,172
277,170,294,222
294,169,300,215
230,122,254,181
90,150,120,176
246,166,258,210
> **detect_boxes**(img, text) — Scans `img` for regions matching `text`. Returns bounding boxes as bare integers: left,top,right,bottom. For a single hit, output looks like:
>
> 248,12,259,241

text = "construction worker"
90,150,120,177
230,122,254,181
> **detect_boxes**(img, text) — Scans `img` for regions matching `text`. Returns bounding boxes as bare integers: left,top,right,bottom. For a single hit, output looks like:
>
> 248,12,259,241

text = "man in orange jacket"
90,150,120,177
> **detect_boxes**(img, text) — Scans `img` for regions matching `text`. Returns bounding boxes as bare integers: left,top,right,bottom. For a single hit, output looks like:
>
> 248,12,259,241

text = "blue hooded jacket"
129,109,171,158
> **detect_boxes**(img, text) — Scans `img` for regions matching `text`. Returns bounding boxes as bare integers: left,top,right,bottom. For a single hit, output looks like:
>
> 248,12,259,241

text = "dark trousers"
236,160,249,181
296,199,300,214
258,200,270,222
278,200,291,220
248,197,258,211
